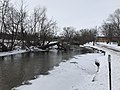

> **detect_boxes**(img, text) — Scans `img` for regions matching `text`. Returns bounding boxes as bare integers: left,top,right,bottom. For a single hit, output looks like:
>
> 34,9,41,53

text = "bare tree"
28,7,46,45
39,17,57,46
6,5,21,50
79,28,97,44
107,9,120,45
19,1,27,48
73,30,82,45
62,27,75,43
100,22,115,43
0,0,57,51
28,7,57,47
0,0,10,51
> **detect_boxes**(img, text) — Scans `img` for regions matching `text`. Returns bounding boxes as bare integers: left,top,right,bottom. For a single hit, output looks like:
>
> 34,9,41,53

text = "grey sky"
12,0,120,29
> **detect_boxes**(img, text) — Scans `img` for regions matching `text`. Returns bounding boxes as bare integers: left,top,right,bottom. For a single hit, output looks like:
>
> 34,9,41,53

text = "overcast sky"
12,0,120,29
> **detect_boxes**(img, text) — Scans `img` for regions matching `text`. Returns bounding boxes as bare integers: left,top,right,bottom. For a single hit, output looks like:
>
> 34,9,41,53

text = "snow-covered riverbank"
13,42,120,90
85,42,120,90
14,53,107,90
0,50,28,57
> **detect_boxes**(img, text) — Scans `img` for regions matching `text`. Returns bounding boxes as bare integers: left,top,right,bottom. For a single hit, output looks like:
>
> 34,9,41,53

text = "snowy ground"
12,42,120,90
0,50,27,57
14,53,105,90
85,42,120,90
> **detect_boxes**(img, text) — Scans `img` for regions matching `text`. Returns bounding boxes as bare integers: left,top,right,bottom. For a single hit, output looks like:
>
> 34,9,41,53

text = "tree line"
61,27,97,45
100,9,120,45
0,0,98,52
0,0,57,51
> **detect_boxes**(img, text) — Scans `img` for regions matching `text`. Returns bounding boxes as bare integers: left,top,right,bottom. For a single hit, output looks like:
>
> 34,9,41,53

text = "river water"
0,49,87,90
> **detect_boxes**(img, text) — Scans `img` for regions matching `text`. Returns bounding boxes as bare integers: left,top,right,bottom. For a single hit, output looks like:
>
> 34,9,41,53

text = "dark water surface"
0,50,83,90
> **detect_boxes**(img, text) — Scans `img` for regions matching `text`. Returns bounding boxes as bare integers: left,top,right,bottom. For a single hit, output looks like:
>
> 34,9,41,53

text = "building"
96,36,118,42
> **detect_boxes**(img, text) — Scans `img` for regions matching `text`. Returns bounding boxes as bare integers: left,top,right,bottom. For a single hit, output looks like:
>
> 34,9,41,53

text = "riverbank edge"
14,53,103,90
0,50,28,57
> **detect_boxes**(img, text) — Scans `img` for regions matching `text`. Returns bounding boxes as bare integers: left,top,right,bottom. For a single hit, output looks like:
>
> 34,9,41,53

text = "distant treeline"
0,0,97,52
100,9,120,45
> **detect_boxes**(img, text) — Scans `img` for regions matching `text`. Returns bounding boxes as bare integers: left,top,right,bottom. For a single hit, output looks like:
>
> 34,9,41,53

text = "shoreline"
14,53,102,90
0,50,28,57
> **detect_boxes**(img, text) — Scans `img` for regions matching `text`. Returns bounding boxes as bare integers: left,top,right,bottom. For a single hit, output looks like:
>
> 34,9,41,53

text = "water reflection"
0,50,82,90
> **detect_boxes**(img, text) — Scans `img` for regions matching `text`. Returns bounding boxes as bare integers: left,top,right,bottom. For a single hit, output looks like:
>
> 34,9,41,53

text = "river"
0,49,88,90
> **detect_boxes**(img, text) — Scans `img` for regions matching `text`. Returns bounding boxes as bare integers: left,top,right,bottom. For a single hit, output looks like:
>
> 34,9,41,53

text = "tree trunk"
118,38,120,46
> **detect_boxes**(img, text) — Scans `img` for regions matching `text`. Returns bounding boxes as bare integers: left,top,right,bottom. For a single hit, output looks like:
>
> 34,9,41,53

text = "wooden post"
108,55,112,90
